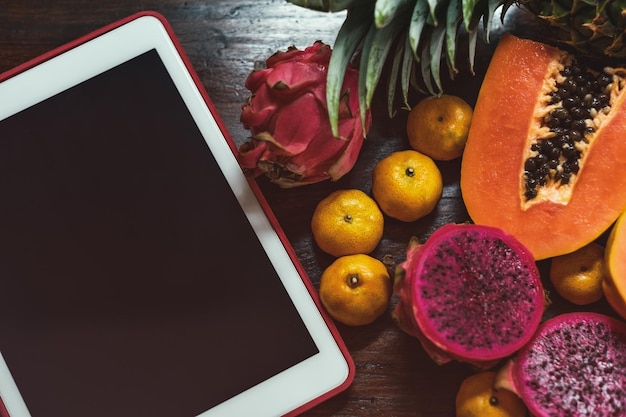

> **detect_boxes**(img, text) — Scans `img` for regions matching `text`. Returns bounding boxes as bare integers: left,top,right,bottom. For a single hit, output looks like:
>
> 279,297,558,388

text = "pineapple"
286,0,626,136
518,0,626,61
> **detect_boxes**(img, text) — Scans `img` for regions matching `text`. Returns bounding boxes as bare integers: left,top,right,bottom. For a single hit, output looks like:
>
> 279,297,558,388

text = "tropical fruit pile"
432,33,626,417
316,33,626,417
240,1,626,416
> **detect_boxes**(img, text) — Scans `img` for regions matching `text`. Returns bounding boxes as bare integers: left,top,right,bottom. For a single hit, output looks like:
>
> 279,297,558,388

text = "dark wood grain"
0,2,618,416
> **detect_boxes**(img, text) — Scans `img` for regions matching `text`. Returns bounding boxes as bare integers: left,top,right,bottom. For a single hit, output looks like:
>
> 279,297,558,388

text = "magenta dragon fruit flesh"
393,223,545,368
237,41,371,188
501,312,626,417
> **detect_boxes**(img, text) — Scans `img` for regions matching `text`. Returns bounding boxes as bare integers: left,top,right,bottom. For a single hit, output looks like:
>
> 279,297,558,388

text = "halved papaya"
461,34,626,260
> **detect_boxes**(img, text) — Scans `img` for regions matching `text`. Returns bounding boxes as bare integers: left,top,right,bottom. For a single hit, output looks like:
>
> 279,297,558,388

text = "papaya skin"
461,34,626,260
603,277,626,320
605,211,626,318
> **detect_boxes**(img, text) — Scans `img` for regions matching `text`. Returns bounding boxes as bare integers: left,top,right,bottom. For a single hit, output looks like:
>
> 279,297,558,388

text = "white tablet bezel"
0,12,352,417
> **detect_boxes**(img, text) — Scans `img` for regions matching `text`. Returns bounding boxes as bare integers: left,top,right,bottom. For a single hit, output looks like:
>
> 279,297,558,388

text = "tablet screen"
0,47,320,417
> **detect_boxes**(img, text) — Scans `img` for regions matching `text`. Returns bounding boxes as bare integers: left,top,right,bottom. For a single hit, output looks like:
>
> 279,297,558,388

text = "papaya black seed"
557,86,571,99
540,139,554,152
597,72,612,87
560,65,573,77
544,114,560,128
550,92,561,104
548,147,561,160
564,79,577,94
569,130,583,142
534,153,548,165
587,96,602,109
576,84,590,97
598,93,610,107
563,96,578,109
560,117,573,128
553,107,569,120
570,107,586,120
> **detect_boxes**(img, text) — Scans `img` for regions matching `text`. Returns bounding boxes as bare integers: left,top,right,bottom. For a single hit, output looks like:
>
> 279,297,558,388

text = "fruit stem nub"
348,274,360,288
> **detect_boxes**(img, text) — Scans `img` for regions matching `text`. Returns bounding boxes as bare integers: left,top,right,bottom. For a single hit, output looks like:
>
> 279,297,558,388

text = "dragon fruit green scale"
238,41,371,188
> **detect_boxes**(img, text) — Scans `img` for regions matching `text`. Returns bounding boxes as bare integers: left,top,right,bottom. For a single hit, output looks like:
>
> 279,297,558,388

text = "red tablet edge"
0,10,355,417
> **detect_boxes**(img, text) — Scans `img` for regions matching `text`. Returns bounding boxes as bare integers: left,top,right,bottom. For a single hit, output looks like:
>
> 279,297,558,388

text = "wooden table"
0,2,617,416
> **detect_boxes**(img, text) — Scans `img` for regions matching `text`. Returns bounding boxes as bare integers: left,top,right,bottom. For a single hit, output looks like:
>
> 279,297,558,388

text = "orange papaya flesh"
605,211,626,318
461,33,626,260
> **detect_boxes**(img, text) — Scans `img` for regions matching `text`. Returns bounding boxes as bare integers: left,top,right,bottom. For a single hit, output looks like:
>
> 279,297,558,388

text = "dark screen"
0,49,318,417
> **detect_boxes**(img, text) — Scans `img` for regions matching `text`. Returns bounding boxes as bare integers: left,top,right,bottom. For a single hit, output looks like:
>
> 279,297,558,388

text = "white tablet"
0,12,353,417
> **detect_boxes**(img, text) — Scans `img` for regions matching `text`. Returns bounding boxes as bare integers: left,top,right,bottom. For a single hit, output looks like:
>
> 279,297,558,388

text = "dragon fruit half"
496,312,626,416
393,223,545,369
238,41,371,188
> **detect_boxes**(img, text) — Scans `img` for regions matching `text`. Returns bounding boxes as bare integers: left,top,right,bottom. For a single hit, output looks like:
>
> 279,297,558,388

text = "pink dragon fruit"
496,312,626,416
237,41,371,188
393,223,545,369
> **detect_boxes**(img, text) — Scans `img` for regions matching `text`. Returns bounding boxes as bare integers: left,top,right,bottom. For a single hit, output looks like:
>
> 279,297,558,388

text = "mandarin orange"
311,189,384,257
319,254,391,326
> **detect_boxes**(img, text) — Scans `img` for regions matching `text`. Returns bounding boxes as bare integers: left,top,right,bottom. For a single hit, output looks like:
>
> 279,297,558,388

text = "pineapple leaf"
388,32,407,117
483,0,503,42
468,26,478,75
409,60,427,94
400,34,414,108
358,24,378,132
461,0,479,31
420,40,436,95
364,13,409,108
427,0,441,25
285,0,360,12
326,2,375,137
387,30,415,116
445,0,463,76
418,23,446,96
375,0,411,28
429,23,446,94
408,0,430,56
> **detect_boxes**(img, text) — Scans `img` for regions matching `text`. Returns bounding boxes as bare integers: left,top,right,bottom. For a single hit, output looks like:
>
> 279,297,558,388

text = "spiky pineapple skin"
519,0,626,60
